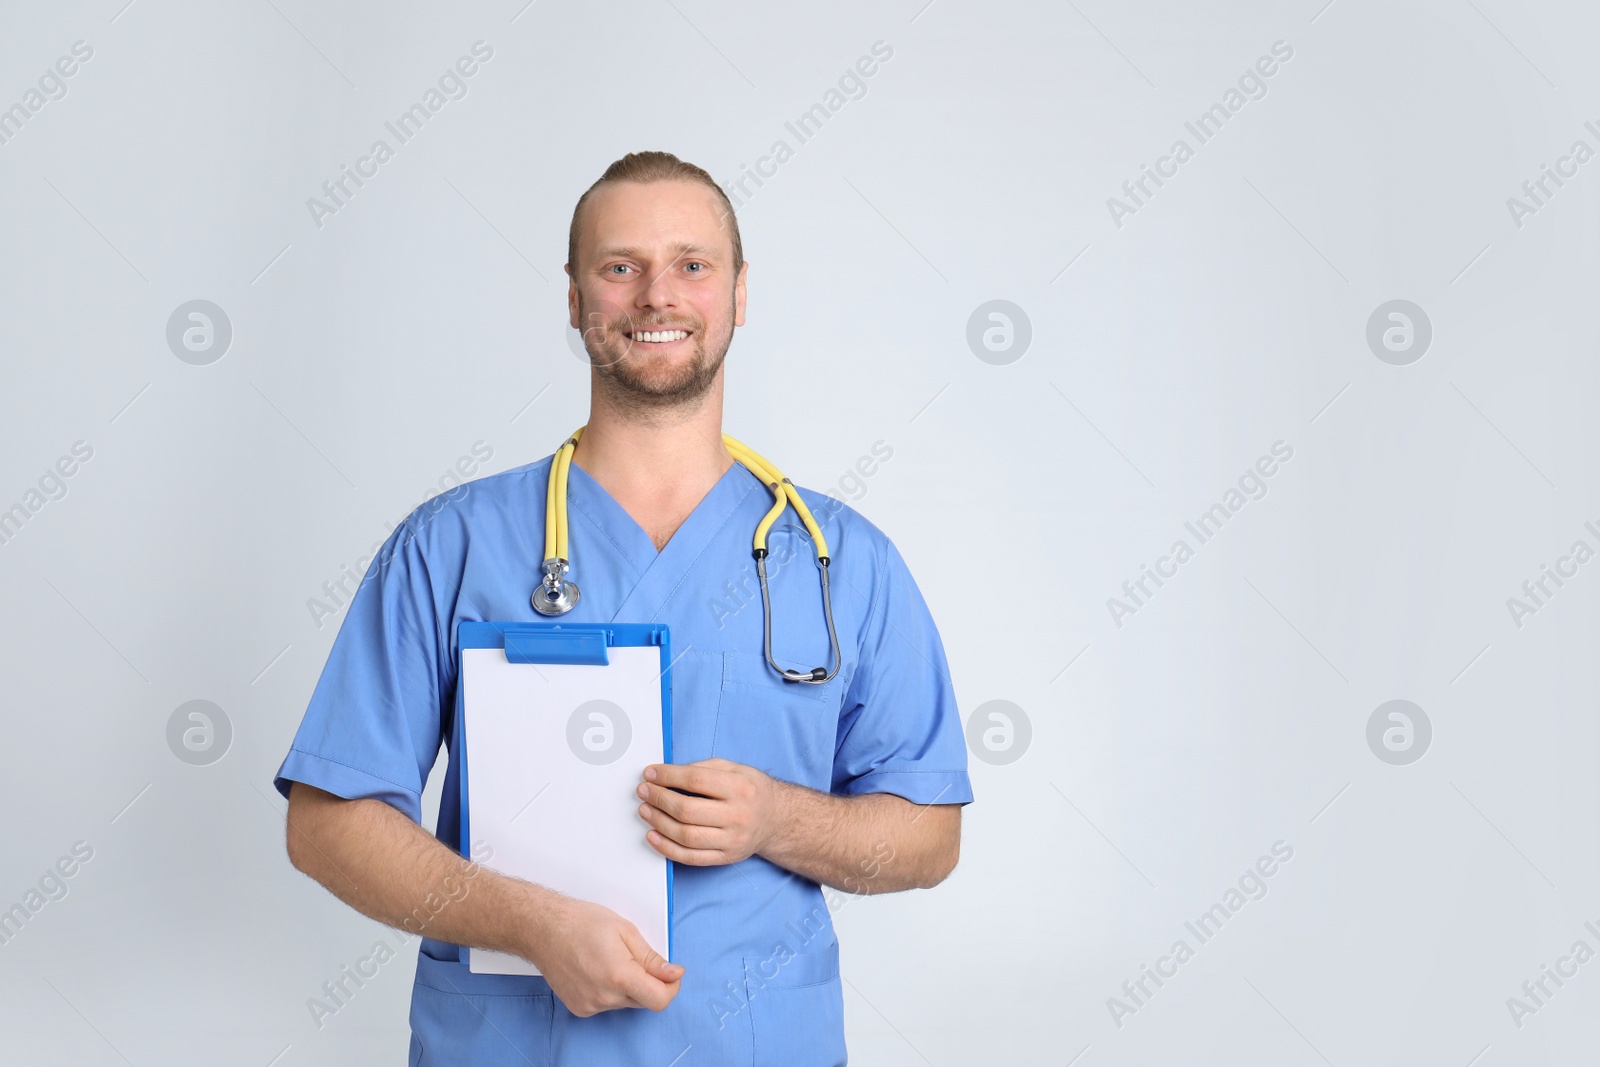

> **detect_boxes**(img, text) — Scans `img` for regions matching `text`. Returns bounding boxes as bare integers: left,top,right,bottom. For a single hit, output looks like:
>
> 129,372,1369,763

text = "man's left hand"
636,758,785,865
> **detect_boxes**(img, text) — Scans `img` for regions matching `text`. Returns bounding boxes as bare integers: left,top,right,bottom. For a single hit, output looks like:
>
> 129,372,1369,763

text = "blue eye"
684,262,703,273
609,264,630,275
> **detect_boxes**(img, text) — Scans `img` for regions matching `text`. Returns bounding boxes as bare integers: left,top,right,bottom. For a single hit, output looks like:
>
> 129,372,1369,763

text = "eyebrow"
595,242,719,260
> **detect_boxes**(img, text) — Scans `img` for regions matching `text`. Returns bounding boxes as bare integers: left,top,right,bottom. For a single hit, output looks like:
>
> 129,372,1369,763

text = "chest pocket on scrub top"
711,651,842,792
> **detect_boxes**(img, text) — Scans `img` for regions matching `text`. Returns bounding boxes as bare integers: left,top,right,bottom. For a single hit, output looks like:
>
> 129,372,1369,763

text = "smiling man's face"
567,179,748,409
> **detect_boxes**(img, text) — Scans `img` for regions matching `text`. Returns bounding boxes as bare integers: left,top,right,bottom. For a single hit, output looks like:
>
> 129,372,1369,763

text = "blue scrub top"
274,452,974,1066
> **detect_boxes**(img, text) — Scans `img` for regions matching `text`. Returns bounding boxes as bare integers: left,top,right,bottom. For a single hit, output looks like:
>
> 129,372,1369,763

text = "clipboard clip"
503,629,610,666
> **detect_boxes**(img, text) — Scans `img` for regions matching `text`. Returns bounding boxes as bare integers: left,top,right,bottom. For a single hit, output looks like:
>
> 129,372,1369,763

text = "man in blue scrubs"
275,150,973,1065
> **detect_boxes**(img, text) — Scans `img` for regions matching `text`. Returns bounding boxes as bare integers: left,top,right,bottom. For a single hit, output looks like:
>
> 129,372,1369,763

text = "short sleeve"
272,516,451,823
831,537,974,806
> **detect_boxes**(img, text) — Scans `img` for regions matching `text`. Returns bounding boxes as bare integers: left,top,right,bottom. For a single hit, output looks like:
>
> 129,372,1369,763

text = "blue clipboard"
455,621,674,973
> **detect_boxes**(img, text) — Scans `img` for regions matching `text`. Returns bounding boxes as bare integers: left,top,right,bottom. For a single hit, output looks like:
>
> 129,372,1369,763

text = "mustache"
619,316,700,332
576,312,700,329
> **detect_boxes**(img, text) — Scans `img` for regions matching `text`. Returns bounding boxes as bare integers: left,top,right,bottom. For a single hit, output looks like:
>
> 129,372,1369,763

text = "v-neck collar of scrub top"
563,456,763,624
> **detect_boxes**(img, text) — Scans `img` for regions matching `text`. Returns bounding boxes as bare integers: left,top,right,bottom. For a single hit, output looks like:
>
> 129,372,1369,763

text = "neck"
570,378,732,497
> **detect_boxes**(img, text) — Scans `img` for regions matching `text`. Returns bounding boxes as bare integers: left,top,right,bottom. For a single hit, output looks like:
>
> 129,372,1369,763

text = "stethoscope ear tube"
534,431,584,616
758,551,842,685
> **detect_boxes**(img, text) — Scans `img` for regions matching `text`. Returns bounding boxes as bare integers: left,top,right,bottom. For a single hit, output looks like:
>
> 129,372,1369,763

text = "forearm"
757,784,960,893
284,782,559,962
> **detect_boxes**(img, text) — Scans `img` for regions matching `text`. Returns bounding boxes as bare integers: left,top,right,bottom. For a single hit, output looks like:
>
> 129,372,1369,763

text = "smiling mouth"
627,329,692,344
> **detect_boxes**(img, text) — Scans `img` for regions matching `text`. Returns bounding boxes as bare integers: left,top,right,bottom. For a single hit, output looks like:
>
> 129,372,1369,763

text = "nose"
636,260,681,312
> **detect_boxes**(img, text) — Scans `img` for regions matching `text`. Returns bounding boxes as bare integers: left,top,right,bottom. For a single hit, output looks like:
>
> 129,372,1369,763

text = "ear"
566,264,580,329
733,260,749,328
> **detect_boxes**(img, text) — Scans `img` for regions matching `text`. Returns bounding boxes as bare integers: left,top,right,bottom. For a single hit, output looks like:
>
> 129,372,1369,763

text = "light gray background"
1,0,1595,1063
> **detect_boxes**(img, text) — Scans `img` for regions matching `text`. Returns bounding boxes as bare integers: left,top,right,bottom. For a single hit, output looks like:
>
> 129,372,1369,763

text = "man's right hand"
529,897,683,1016
283,784,682,1017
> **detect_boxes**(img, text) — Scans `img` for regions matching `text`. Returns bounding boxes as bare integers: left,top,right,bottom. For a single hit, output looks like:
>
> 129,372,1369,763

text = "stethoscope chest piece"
531,557,580,616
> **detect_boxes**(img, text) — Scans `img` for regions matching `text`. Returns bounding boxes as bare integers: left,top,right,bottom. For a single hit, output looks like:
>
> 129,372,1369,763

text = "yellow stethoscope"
533,427,841,684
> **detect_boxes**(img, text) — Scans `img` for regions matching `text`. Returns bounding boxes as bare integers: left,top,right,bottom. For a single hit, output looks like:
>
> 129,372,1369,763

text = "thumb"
622,925,683,981
641,948,684,982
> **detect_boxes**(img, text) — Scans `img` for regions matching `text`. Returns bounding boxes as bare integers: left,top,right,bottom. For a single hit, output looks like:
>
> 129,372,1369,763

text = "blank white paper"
460,644,669,976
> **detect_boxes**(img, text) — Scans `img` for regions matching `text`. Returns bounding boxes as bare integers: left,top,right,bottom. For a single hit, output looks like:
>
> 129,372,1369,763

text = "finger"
619,930,681,1012
641,977,682,1011
645,762,728,797
644,828,728,865
634,941,686,983
637,783,720,825
639,802,721,850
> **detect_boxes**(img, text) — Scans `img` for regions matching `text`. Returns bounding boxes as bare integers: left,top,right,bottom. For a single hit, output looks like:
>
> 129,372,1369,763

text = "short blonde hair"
567,151,743,273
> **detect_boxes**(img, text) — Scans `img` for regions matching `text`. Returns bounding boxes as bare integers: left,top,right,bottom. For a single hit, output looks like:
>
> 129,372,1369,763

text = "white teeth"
635,330,688,343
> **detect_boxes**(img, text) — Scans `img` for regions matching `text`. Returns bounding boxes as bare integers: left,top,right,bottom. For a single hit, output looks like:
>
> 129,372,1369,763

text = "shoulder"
787,481,945,645
790,483,886,549
788,481,909,598
385,454,555,562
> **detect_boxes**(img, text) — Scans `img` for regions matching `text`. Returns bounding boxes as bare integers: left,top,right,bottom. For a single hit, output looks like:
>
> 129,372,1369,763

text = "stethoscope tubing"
534,428,841,684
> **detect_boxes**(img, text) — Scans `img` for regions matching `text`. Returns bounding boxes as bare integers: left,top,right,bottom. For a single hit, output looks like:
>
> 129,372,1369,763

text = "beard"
576,295,735,410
